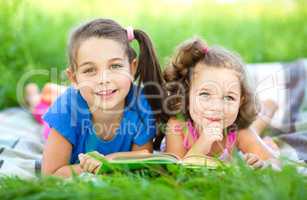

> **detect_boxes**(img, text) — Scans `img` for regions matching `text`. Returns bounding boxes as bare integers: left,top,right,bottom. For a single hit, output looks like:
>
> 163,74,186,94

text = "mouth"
95,89,118,99
205,117,222,123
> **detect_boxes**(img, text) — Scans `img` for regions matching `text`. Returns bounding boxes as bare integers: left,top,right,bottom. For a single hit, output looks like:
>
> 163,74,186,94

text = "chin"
96,102,118,111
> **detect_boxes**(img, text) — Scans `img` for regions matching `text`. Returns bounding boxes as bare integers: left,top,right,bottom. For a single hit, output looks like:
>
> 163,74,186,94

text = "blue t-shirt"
43,85,156,164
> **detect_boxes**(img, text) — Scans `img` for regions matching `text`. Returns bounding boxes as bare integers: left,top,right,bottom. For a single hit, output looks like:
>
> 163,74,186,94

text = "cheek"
75,73,97,89
189,93,210,114
78,87,94,105
189,94,205,122
115,72,133,91
224,102,241,125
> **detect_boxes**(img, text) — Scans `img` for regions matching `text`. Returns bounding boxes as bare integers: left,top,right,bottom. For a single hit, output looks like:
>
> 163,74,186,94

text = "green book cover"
86,151,220,174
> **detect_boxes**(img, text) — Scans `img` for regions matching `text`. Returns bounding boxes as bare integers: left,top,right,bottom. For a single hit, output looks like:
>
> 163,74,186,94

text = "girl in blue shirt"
42,18,164,177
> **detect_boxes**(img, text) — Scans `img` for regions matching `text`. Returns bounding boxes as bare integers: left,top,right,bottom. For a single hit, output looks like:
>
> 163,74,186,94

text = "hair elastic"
126,26,135,42
202,46,209,54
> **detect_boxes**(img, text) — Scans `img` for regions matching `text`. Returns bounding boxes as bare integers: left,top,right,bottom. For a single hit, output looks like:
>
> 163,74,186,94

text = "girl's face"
189,63,242,129
69,37,136,112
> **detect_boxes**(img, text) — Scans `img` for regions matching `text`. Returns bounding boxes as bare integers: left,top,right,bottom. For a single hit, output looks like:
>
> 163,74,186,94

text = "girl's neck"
90,100,125,139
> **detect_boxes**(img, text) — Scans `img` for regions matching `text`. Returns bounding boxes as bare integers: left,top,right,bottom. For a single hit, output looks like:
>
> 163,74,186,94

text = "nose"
208,98,224,113
98,69,111,85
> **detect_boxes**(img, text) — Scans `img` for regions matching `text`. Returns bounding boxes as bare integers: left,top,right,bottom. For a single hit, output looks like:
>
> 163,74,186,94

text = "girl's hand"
78,153,102,174
244,153,265,169
201,122,223,144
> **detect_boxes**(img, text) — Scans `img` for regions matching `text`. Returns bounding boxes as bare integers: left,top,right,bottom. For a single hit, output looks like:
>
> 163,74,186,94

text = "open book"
86,151,220,174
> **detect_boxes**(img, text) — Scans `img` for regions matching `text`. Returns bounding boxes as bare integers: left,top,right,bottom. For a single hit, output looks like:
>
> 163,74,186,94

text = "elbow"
41,160,59,176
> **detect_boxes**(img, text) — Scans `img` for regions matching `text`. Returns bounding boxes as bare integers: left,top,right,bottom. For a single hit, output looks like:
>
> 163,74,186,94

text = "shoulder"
125,84,154,122
46,86,78,111
45,86,90,118
127,84,152,111
42,86,90,146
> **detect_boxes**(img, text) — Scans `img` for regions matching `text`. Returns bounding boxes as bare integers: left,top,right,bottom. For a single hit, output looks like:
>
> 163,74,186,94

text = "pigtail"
133,29,165,119
164,38,207,82
163,38,207,116
153,38,207,150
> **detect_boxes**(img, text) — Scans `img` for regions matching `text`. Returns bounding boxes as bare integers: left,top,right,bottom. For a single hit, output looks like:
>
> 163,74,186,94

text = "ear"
130,58,138,78
66,67,78,88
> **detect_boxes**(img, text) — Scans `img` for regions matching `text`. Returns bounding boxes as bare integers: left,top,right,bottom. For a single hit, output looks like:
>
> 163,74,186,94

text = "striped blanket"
0,108,44,178
246,58,307,134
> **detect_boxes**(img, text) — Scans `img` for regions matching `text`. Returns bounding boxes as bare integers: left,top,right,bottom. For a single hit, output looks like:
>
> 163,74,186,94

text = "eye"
83,67,96,74
110,64,123,70
199,91,210,97
224,95,235,101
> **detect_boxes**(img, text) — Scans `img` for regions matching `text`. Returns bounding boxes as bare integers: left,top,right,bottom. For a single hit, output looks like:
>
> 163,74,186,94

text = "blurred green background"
0,0,306,109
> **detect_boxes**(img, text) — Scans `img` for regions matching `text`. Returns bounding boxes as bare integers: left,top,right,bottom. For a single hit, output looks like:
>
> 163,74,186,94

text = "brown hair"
68,18,165,121
163,38,258,129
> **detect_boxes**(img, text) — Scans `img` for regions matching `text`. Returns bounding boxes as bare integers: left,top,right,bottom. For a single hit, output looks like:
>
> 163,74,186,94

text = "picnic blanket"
246,58,307,134
0,108,44,178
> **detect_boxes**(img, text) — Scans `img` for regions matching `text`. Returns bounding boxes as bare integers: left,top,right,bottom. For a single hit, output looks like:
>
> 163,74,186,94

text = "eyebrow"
109,57,124,62
79,61,95,68
79,57,124,68
227,91,240,96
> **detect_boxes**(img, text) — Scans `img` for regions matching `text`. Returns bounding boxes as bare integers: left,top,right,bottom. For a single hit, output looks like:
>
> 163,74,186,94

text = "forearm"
52,164,84,178
186,135,213,157
249,117,270,136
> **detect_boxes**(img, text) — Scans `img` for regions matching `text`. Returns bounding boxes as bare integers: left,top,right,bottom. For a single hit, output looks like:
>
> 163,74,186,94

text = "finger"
211,134,223,141
83,158,93,172
252,160,264,169
243,153,253,161
247,157,257,165
208,130,223,137
93,166,100,174
207,127,222,134
83,157,92,171
214,134,223,141
78,153,84,162
93,162,102,174
80,155,91,170
246,156,259,165
79,154,86,168
208,135,223,143
87,160,100,173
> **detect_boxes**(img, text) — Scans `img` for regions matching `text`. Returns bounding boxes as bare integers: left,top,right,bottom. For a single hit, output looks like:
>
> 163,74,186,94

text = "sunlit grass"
0,161,306,200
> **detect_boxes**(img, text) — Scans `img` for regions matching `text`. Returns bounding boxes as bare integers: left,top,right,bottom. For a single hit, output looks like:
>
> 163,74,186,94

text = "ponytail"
133,29,165,121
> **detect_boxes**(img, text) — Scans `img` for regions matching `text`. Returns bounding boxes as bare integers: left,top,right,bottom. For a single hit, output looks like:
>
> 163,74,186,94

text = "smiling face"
189,63,242,129
69,37,136,112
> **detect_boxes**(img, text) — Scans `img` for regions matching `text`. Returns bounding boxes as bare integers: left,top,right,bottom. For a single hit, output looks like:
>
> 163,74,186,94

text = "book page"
182,155,219,168
110,152,180,162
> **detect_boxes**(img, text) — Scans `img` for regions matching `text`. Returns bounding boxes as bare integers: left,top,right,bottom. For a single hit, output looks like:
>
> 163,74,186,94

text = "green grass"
0,0,307,109
1,162,306,200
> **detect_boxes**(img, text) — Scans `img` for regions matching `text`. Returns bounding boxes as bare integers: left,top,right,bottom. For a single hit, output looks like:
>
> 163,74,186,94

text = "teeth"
97,90,116,95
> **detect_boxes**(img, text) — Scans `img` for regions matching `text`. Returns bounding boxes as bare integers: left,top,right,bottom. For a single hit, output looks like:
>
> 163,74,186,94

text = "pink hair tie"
126,26,135,42
202,46,209,54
